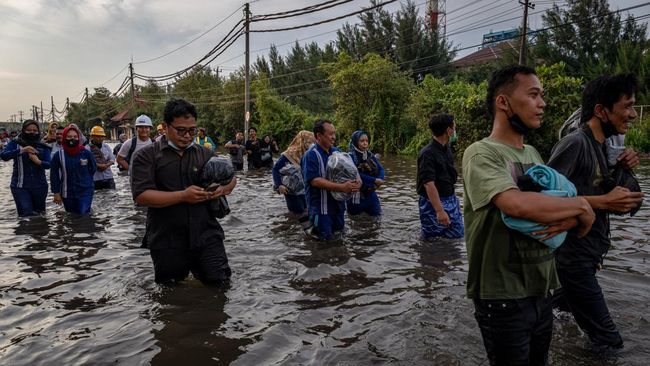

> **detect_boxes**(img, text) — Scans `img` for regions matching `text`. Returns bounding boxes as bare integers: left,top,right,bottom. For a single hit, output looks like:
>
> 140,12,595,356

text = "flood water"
0,152,648,365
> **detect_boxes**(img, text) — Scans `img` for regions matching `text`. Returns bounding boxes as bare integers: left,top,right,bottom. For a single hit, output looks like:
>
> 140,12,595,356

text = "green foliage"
324,53,414,153
627,113,650,153
252,76,315,147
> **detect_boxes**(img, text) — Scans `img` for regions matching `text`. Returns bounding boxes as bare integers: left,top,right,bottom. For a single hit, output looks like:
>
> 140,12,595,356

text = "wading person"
113,133,126,160
245,127,262,170
547,74,644,353
417,114,463,239
49,125,65,158
259,135,279,169
302,119,360,240
89,126,116,190
155,124,165,142
51,125,97,215
463,65,596,365
117,115,154,174
347,131,384,217
195,127,216,153
131,98,235,285
224,132,245,171
1,120,51,216
272,130,315,214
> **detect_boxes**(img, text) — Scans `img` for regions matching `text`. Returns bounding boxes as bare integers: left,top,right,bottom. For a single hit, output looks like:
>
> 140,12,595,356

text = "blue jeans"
62,195,93,215
474,295,553,366
553,265,623,349
11,186,48,216
284,194,307,214
419,195,464,239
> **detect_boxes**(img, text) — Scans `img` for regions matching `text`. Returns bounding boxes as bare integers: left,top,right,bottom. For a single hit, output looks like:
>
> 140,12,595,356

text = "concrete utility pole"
85,87,89,123
40,101,44,122
51,96,56,122
244,3,251,141
18,110,24,122
129,62,135,104
519,0,535,65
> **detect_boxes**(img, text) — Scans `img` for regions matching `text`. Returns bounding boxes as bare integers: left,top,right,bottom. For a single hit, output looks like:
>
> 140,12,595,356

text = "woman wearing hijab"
272,130,315,214
260,135,279,169
347,131,385,217
50,125,97,215
42,122,59,144
1,120,52,216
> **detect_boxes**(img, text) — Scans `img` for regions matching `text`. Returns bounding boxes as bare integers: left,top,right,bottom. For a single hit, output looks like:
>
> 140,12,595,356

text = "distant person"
1,119,51,216
346,131,384,217
49,125,65,158
42,122,59,144
131,98,235,285
195,127,216,153
548,74,644,353
155,124,166,142
259,135,279,168
224,132,245,171
113,133,127,160
245,127,262,170
117,115,153,174
302,119,360,240
51,125,97,215
89,126,116,190
272,130,315,214
417,114,463,239
462,65,595,365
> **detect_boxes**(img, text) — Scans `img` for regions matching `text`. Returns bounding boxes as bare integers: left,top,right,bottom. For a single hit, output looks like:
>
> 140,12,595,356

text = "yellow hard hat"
157,124,164,131
90,125,106,136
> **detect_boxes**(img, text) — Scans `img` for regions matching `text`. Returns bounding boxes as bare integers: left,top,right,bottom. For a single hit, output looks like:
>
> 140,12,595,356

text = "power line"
252,0,358,21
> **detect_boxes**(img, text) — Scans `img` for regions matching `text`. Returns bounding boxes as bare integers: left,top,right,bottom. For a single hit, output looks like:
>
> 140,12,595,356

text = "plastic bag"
326,151,359,201
279,163,304,195
201,157,235,218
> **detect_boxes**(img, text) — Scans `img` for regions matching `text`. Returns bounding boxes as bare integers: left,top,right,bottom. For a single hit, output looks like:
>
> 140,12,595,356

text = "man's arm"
311,177,359,193
423,182,450,226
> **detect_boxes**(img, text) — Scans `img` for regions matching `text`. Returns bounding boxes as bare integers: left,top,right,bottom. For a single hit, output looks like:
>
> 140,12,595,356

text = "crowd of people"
1,65,646,364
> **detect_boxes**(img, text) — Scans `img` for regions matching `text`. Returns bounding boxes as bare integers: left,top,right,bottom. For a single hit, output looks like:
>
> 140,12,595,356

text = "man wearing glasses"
130,98,236,285
117,115,154,173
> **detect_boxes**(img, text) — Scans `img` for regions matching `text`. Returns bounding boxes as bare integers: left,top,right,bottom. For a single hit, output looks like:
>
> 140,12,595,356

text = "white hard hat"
134,114,153,128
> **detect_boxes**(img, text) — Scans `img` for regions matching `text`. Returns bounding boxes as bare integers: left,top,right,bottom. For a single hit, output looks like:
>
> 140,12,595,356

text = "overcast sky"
0,0,646,122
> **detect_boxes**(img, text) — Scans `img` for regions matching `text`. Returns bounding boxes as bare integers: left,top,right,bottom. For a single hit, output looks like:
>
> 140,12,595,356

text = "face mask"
449,130,458,144
168,140,194,151
65,139,79,147
92,140,102,147
505,98,532,135
23,132,40,141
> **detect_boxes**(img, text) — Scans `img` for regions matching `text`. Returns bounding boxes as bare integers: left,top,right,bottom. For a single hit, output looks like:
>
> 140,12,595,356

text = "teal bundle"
501,164,578,250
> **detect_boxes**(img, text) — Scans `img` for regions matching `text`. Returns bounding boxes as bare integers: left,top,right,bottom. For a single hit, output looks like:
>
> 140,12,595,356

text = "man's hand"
183,185,212,204
436,210,450,227
53,193,62,205
339,179,361,193
533,217,579,241
375,179,384,188
27,153,41,166
278,185,289,195
603,186,644,213
210,177,237,199
617,148,640,170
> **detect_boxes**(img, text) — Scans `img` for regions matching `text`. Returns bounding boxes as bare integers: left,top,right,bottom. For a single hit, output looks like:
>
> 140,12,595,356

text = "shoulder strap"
126,137,138,162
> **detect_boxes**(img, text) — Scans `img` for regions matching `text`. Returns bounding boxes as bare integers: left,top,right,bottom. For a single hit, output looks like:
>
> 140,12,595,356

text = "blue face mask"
449,131,458,144
168,140,194,151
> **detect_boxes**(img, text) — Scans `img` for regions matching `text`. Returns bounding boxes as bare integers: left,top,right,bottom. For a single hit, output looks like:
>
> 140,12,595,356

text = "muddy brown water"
0,153,648,365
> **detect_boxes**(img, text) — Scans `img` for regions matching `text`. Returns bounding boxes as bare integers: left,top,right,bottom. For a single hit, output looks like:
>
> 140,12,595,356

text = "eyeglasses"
168,124,198,136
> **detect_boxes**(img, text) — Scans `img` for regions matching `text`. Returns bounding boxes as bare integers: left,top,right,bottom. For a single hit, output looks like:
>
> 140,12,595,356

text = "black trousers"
94,178,116,190
150,237,231,286
474,295,553,366
553,265,623,349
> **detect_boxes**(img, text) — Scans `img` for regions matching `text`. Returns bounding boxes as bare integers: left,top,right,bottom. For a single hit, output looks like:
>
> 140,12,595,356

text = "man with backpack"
117,115,154,174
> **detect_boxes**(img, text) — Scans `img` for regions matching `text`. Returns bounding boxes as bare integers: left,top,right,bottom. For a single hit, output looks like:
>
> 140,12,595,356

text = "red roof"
452,40,518,68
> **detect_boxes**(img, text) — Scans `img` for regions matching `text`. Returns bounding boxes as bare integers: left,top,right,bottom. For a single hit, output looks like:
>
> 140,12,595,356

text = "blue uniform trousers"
419,194,464,239
11,186,48,216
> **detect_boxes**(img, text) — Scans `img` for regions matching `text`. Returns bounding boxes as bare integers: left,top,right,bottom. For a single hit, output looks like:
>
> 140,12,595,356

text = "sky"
0,0,647,122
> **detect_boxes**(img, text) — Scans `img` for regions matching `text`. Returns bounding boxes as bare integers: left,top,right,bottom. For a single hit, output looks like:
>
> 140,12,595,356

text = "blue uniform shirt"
0,140,51,189
302,144,344,216
50,149,97,199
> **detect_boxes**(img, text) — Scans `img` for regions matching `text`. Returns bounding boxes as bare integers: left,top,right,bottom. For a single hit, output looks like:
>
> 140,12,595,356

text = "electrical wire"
252,0,357,22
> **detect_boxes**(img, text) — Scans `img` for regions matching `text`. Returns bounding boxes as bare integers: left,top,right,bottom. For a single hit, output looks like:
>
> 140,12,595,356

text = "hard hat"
134,114,153,128
90,125,106,136
156,124,164,131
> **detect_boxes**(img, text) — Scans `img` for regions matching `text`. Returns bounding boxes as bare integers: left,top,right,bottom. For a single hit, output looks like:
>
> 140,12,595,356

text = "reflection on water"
0,155,648,365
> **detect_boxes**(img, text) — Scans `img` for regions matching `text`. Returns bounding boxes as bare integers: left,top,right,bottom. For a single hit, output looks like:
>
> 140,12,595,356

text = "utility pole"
85,87,89,124
129,62,135,104
66,97,70,121
18,110,24,122
40,101,44,122
215,66,221,81
244,3,251,141
519,0,534,65
51,96,56,122
32,105,37,120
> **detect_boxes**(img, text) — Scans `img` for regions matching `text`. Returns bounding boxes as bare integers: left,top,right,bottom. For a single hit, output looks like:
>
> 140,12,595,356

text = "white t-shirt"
117,137,153,175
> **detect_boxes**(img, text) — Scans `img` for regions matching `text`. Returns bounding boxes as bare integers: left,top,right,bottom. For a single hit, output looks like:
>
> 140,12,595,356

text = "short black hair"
248,126,257,133
56,126,65,131
486,65,537,117
163,98,197,123
581,74,638,123
429,113,455,137
313,119,332,137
